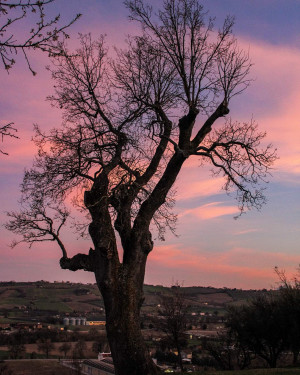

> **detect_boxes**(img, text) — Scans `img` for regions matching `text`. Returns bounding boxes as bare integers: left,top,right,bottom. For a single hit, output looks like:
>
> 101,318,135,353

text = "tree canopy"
6,1,277,374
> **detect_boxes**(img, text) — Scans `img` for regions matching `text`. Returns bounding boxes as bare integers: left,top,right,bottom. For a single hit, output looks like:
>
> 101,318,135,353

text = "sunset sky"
0,0,299,289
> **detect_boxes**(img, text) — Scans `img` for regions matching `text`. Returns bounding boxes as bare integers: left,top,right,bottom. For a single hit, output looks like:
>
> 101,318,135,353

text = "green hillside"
0,281,267,324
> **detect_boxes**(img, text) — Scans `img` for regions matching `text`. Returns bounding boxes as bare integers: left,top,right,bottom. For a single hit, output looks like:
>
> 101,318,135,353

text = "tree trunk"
106,304,159,375
93,239,161,375
266,351,278,368
176,343,184,372
97,270,160,375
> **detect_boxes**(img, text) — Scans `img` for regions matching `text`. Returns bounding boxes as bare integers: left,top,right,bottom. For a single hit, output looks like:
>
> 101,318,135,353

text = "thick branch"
111,106,173,248
191,100,229,149
60,249,95,272
134,150,186,231
5,194,70,258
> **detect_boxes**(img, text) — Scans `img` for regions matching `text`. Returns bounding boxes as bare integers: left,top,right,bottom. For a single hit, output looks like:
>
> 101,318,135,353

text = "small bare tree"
8,342,25,359
6,1,277,374
158,285,188,371
59,342,72,358
37,338,55,359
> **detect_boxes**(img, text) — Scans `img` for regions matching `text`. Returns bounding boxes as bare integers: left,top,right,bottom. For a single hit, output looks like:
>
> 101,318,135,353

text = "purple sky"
0,0,299,289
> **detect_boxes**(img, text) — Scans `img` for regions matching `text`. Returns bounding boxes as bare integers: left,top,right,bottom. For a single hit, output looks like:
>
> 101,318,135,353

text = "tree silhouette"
157,285,188,371
275,267,300,365
8,341,25,359
59,342,71,358
226,294,288,368
38,338,55,359
6,1,277,374
37,338,55,359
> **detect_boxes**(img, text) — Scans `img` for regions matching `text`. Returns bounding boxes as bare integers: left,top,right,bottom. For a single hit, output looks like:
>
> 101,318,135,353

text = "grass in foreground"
2,361,300,375
0,360,74,375
182,368,300,375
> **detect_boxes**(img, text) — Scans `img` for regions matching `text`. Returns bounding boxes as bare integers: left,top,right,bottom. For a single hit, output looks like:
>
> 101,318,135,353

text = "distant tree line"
0,326,108,359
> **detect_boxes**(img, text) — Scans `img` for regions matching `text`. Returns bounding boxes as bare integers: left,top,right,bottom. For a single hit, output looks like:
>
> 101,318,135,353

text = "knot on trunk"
178,107,199,130
142,232,153,254
219,100,230,116
60,249,95,272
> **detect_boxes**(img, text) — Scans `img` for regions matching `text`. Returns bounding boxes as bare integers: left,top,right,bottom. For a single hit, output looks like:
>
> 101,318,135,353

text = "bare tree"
73,339,87,359
59,342,72,358
37,338,55,359
8,341,25,359
6,1,277,374
157,285,188,371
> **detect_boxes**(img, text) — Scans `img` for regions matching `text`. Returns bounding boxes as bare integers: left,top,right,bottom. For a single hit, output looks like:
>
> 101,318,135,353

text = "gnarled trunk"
103,285,159,375
95,252,160,375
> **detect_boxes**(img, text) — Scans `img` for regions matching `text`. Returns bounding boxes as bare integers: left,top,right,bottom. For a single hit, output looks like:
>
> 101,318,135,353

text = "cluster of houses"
0,322,44,331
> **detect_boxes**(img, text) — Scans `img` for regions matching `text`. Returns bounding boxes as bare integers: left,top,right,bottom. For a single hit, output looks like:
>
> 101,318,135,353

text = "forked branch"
0,122,18,155
5,194,69,258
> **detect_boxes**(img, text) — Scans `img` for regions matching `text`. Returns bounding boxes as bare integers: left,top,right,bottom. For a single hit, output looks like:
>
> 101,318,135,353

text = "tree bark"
176,342,184,372
95,252,161,375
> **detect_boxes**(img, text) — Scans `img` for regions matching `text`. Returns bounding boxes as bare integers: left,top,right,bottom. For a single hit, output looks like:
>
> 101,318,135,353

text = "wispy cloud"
176,177,224,201
181,202,240,220
234,229,260,236
147,244,300,289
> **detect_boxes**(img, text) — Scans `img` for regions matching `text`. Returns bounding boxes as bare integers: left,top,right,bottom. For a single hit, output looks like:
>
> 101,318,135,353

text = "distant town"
0,281,271,374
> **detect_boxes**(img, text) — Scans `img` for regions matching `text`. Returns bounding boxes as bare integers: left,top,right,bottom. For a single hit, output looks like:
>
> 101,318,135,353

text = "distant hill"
0,281,268,323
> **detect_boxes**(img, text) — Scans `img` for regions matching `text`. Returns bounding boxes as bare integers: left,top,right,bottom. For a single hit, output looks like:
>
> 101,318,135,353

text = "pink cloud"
176,175,224,201
181,202,240,220
237,38,300,177
147,244,300,289
234,228,260,236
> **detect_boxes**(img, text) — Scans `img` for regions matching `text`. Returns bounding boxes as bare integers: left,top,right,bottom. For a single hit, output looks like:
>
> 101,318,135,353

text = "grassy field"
0,340,98,359
0,360,76,375
183,369,300,375
1,361,300,375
